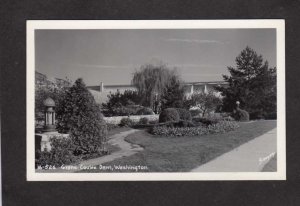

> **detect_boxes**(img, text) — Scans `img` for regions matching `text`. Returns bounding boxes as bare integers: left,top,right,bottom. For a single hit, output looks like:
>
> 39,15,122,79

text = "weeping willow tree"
132,63,182,108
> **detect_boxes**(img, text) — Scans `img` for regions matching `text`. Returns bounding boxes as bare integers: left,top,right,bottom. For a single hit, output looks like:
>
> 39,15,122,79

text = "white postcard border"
27,20,286,181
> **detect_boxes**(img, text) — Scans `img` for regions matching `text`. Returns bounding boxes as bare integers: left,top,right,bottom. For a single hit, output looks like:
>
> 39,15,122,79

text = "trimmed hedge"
150,121,239,137
159,108,180,123
175,108,192,121
233,108,250,121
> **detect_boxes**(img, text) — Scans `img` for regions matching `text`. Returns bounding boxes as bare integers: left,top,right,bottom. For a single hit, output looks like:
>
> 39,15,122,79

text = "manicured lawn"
84,120,276,172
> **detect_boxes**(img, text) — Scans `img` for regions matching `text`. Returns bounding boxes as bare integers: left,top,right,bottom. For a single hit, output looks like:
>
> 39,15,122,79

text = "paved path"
37,129,142,173
191,128,277,172
79,129,142,167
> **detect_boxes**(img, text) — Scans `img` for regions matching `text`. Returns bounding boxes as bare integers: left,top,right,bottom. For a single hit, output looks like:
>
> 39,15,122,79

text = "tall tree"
132,63,181,108
160,74,185,110
216,46,277,119
56,78,107,155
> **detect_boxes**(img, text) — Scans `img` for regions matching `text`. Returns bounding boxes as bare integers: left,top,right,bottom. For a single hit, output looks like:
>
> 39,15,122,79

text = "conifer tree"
56,78,107,155
216,46,276,119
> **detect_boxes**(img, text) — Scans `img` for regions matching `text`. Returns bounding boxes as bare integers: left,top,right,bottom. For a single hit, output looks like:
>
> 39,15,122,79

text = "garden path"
191,128,277,172
78,129,143,167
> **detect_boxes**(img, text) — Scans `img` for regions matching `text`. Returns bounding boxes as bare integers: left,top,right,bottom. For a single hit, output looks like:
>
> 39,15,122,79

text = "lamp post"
236,101,240,109
43,97,56,132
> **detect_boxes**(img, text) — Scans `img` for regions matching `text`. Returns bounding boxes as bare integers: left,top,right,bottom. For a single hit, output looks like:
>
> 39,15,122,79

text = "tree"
132,63,184,109
56,78,107,155
160,74,185,110
185,92,222,117
35,76,70,124
102,90,142,116
216,46,276,119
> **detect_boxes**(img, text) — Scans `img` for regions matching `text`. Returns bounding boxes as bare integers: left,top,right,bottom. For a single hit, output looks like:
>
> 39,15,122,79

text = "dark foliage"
193,117,220,126
119,117,135,127
216,46,276,118
174,120,195,128
160,75,186,110
175,108,192,121
159,108,180,123
139,117,149,125
35,136,78,168
136,107,155,115
102,90,141,116
233,108,250,121
56,78,107,155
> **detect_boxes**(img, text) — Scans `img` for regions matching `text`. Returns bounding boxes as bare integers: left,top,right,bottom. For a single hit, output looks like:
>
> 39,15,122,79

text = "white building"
87,81,228,104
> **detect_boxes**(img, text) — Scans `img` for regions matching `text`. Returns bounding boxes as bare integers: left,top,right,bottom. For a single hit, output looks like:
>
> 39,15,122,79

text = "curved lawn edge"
83,120,276,173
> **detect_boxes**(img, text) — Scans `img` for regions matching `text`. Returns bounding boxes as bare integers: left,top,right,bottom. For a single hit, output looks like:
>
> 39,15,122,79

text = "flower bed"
150,121,239,137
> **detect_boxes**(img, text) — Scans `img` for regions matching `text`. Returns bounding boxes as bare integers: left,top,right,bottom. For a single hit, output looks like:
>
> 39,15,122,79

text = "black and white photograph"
27,20,285,181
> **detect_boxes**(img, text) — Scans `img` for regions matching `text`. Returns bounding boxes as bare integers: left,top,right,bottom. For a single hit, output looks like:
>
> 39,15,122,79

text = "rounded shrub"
139,117,149,125
233,108,249,121
119,117,134,127
136,107,154,115
175,108,192,121
159,108,180,123
56,78,107,155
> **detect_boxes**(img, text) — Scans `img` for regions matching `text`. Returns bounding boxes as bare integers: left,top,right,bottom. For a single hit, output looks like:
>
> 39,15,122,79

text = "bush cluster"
150,121,239,137
119,118,135,127
139,117,149,125
35,136,78,168
136,107,154,115
233,108,250,121
175,108,192,121
159,108,180,123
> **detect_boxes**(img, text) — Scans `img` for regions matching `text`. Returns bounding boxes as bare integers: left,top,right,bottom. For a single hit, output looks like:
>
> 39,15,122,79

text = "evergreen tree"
56,78,107,155
216,46,277,119
160,74,185,110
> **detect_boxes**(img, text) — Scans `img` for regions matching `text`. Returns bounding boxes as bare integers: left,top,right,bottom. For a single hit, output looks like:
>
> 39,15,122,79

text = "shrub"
264,112,277,120
139,117,149,125
35,136,78,168
56,78,107,155
193,117,219,126
174,120,195,128
136,107,154,115
150,121,239,137
175,108,192,121
159,108,180,123
119,117,134,127
233,108,250,121
190,109,201,117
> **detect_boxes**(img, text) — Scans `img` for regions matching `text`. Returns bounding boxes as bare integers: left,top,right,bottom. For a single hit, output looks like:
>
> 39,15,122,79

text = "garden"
35,47,277,171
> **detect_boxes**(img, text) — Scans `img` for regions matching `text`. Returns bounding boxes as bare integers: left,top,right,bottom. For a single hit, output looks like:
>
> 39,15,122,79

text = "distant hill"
35,71,71,88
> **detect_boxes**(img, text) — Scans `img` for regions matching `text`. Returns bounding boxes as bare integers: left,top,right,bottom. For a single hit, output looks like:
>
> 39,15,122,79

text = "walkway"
191,128,277,172
79,129,142,167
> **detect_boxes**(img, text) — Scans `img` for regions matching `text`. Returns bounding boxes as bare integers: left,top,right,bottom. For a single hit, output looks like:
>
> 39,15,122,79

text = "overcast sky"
35,29,276,85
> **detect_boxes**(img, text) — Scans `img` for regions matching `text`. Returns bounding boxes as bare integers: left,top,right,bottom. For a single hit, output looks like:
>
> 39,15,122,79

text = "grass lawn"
83,120,276,172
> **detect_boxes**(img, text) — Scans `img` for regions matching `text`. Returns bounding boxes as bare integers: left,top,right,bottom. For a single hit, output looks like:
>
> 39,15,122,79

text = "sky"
35,29,276,86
